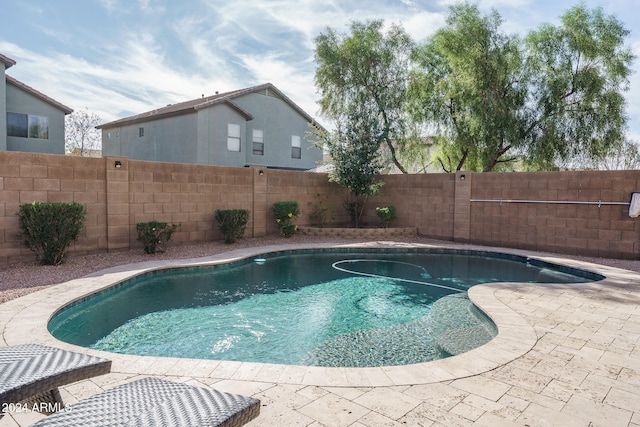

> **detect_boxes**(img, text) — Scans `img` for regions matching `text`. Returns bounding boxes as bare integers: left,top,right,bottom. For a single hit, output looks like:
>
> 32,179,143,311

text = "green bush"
375,206,396,228
136,221,179,254
272,201,300,237
215,209,250,244
308,194,334,228
18,202,86,265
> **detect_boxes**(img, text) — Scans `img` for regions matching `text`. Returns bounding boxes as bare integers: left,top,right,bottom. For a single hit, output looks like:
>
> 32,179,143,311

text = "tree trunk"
483,145,512,172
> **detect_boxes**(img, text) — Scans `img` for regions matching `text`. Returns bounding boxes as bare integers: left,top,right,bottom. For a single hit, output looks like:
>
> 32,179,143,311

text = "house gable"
1,53,73,154
100,83,324,170
231,90,320,170
98,83,322,132
6,76,73,115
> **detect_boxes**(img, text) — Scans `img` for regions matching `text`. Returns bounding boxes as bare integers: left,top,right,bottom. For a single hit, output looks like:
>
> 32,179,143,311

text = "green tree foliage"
317,108,384,227
524,4,634,169
561,139,640,170
314,20,415,173
409,3,528,172
600,140,640,171
409,3,634,172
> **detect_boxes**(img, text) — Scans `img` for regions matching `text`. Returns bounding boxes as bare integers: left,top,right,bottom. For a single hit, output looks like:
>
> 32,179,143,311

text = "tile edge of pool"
0,241,625,388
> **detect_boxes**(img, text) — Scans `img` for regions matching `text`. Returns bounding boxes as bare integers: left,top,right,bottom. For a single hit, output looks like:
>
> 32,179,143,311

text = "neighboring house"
98,83,324,170
0,53,73,154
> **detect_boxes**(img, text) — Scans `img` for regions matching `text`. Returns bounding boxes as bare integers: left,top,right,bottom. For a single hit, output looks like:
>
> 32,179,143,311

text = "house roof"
6,75,74,114
97,82,324,130
0,53,16,69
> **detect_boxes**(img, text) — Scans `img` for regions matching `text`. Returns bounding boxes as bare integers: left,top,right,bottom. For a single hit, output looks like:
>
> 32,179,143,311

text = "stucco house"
98,83,324,170
1,53,73,154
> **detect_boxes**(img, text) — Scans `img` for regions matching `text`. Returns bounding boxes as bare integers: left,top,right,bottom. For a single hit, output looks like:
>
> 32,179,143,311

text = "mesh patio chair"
0,343,111,414
29,377,261,427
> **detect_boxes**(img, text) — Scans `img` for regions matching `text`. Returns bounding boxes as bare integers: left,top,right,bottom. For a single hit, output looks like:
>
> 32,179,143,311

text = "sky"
2,0,640,141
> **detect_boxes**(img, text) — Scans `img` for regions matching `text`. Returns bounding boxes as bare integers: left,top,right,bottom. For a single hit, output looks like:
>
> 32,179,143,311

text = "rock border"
297,226,418,239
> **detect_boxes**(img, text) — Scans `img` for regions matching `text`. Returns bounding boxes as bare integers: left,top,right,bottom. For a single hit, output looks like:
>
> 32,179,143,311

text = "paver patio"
1,242,639,426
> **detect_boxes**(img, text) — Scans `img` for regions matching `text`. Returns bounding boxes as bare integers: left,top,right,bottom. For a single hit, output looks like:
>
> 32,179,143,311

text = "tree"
409,3,634,172
524,4,634,169
561,139,640,170
601,140,640,170
65,107,102,157
409,3,529,173
317,107,384,227
314,20,415,173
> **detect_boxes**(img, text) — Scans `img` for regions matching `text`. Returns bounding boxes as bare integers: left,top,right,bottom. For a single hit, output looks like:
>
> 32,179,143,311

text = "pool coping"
1,241,633,388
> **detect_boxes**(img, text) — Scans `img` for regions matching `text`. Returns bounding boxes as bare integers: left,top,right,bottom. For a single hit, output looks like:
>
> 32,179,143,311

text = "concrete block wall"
358,173,456,240
2,151,640,266
266,170,349,234
126,159,255,246
0,152,107,265
470,170,640,259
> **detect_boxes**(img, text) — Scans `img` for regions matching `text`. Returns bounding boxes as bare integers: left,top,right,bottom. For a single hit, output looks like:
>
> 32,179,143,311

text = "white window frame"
227,123,241,152
291,135,301,159
252,129,264,155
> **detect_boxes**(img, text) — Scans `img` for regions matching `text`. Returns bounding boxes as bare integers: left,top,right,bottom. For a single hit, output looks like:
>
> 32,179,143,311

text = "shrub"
18,202,86,266
375,206,397,228
215,209,250,243
136,221,179,254
272,201,300,237
308,193,334,228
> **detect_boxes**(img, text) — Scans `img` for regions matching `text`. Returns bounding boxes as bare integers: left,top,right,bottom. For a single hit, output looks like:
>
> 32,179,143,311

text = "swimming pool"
48,248,601,367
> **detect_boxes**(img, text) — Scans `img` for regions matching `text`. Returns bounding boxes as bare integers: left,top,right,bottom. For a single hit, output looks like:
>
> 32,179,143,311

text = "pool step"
436,325,496,356
428,293,497,357
304,293,497,367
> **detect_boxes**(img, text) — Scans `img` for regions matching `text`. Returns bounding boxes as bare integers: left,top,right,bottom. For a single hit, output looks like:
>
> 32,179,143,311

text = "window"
227,123,241,152
291,135,301,159
139,127,144,138
7,113,27,137
7,113,48,139
29,116,48,139
252,129,264,155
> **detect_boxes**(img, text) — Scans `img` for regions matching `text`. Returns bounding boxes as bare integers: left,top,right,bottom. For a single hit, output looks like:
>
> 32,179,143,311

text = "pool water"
48,249,599,367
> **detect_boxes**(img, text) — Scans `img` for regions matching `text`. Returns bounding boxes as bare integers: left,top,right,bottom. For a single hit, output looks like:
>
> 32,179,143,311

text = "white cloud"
3,0,639,139
0,36,228,123
389,11,447,42
436,0,532,8
238,52,322,120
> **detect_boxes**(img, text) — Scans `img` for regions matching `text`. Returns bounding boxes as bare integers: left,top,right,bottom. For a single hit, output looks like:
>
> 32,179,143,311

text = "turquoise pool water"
48,249,600,367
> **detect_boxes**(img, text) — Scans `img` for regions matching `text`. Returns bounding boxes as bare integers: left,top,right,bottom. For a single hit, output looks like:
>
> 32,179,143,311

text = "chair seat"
0,344,111,409
30,377,261,427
